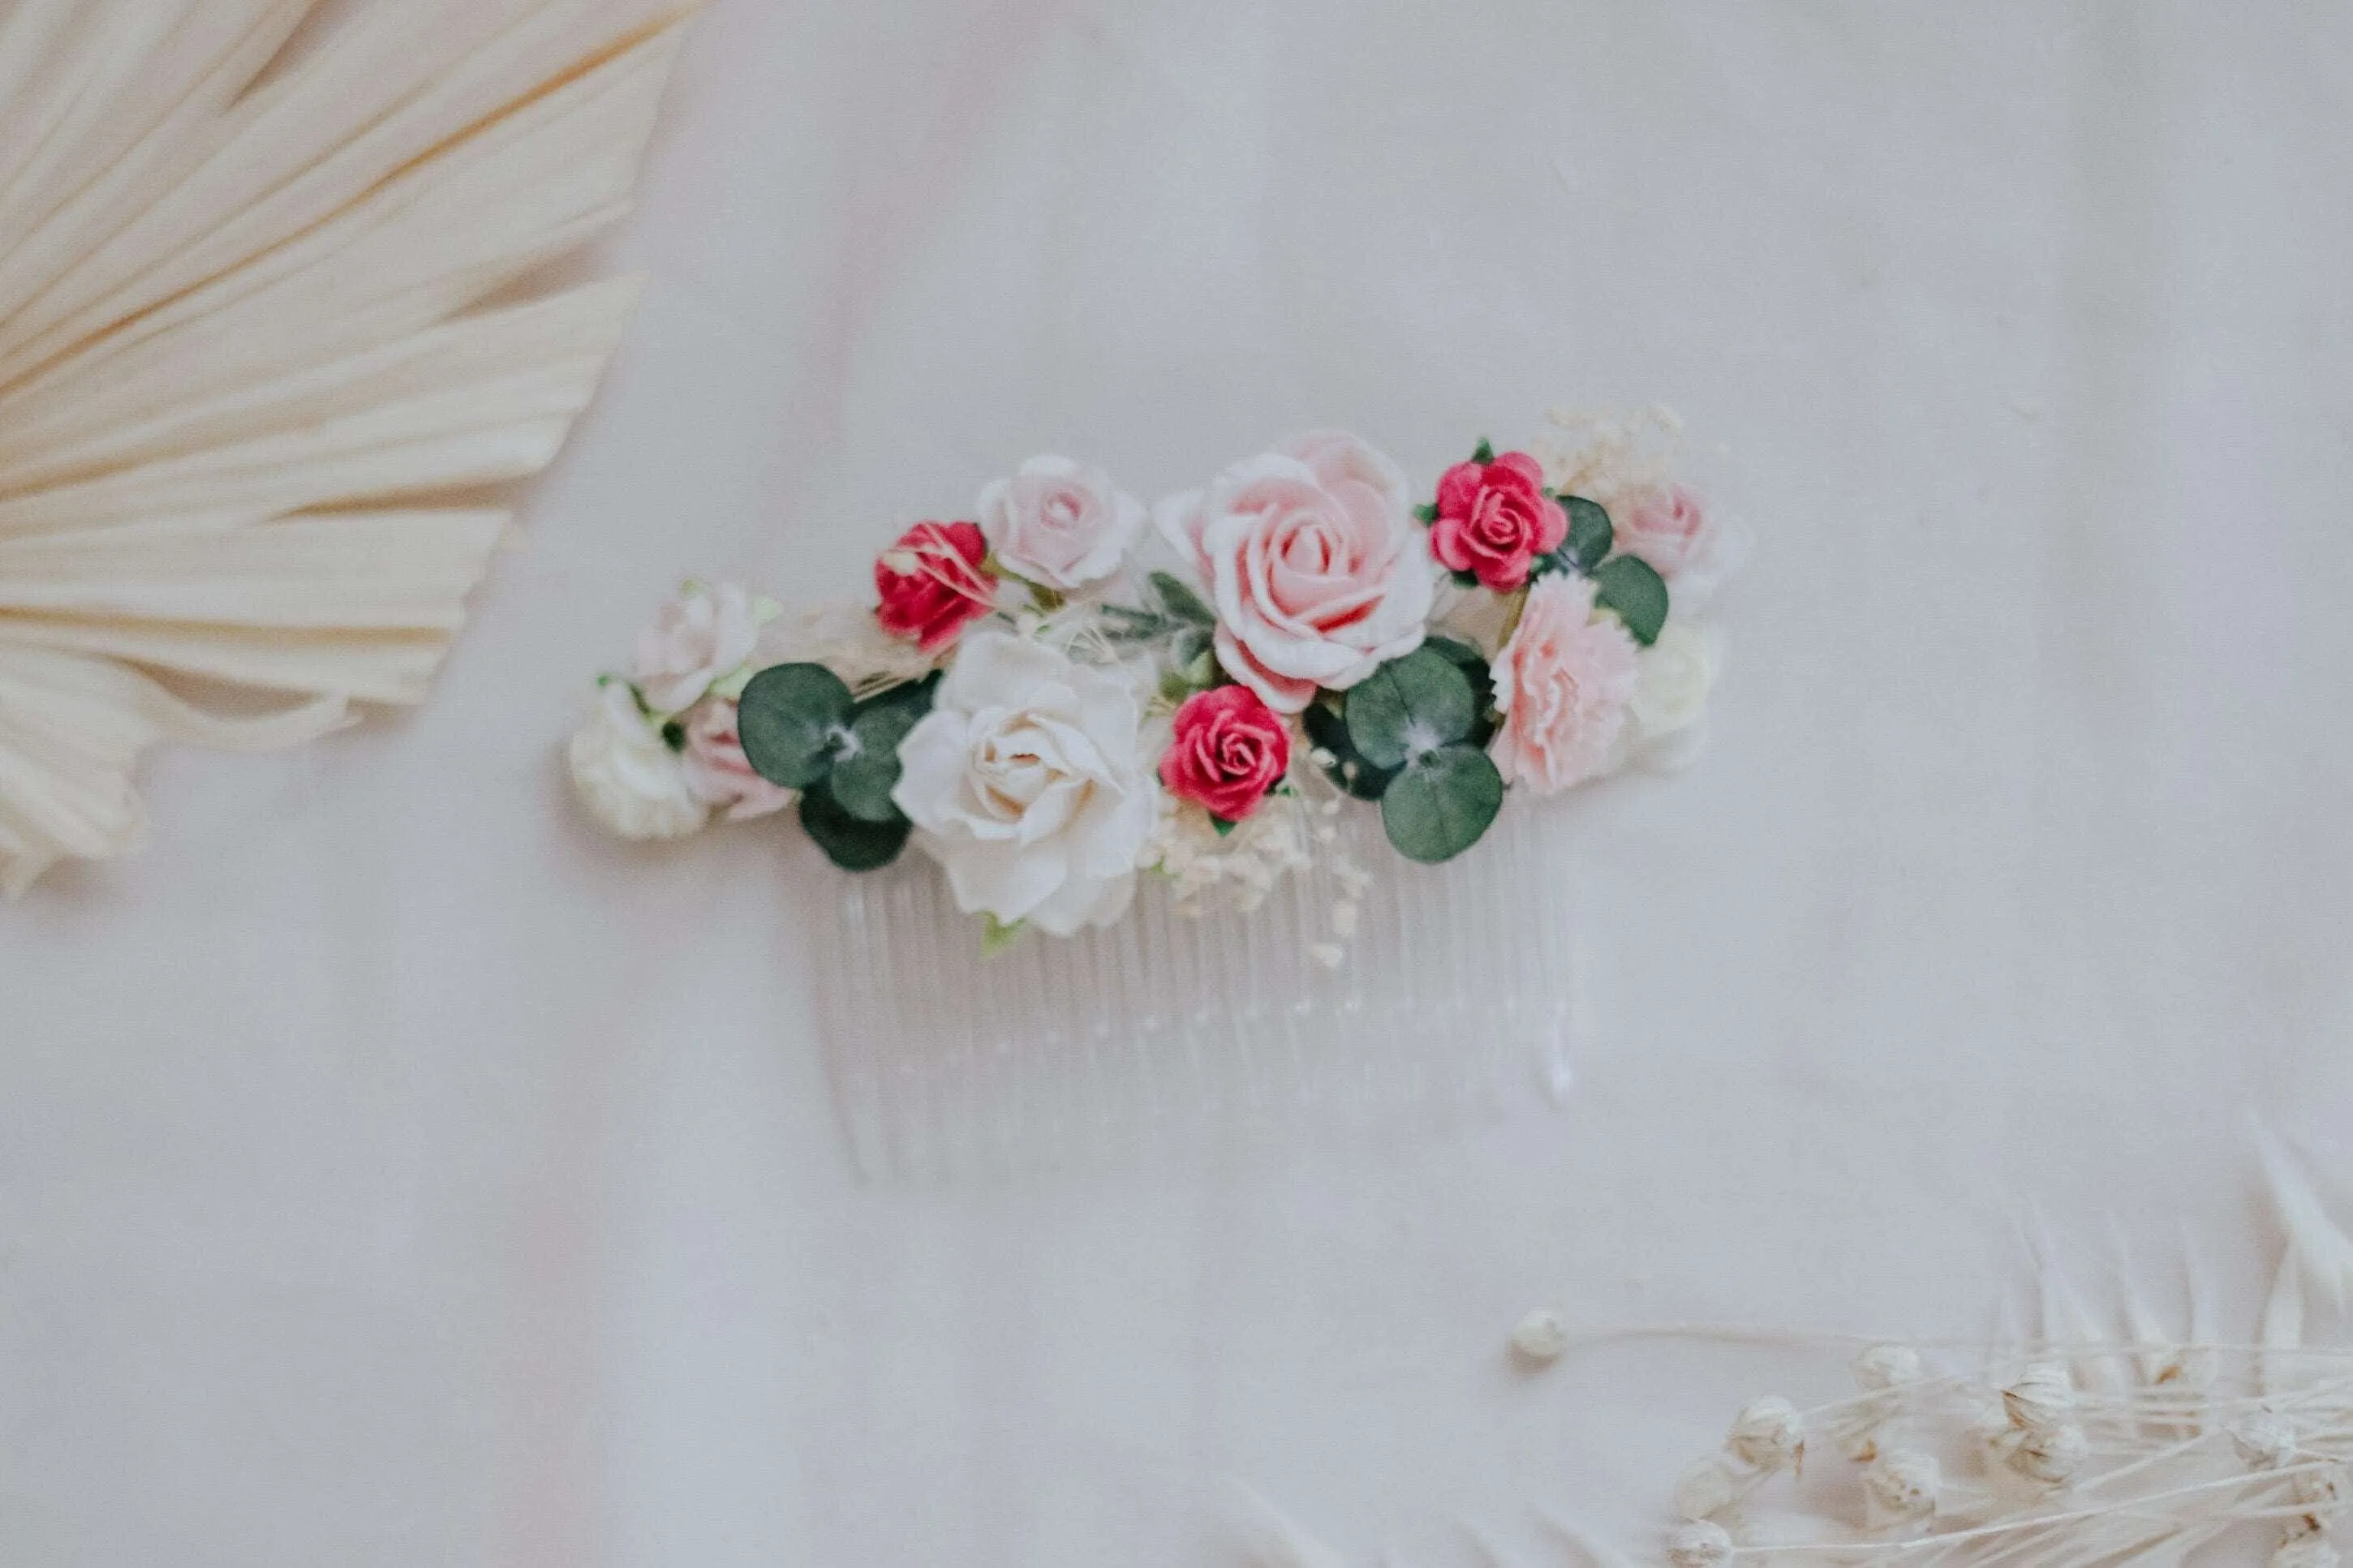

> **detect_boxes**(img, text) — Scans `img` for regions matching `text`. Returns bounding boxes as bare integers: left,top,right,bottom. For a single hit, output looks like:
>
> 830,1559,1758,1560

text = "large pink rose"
1489,574,1637,794
1611,481,1716,579
1156,431,1435,713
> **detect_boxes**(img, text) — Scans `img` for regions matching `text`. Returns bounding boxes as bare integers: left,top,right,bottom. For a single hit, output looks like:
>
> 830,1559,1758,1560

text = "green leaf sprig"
736,664,940,870
1324,645,1506,863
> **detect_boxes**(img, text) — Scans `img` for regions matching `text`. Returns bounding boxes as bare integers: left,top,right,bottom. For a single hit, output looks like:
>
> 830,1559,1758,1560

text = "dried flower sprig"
1576,1132,2353,1567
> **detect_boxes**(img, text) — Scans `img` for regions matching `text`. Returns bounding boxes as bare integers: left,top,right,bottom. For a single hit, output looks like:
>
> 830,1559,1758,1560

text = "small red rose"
1429,449,1568,591
1159,684,1292,823
875,520,996,653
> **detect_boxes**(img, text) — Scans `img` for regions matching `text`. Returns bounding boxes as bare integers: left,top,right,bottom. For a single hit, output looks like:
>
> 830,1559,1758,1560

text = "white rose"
891,634,1159,934
634,581,759,712
569,682,709,840
977,455,1145,591
1155,430,1435,712
1628,621,1721,770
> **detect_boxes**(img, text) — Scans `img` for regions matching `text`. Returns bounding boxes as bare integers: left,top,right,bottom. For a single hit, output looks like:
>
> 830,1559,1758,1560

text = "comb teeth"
806,800,1584,1181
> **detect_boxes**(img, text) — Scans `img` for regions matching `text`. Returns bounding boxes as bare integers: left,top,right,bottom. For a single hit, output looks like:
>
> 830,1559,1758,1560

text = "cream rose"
977,455,1145,591
634,581,759,713
1630,621,1720,737
570,683,709,840
1155,430,1435,713
1627,621,1721,771
890,634,1160,934
1489,574,1638,794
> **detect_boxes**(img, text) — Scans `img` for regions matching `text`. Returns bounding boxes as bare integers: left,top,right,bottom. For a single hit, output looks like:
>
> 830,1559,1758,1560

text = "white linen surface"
4,3,2351,1564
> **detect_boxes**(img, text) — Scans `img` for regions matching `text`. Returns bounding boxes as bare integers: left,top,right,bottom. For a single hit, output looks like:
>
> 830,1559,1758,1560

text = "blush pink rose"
1155,430,1435,714
1430,450,1568,591
875,520,996,654
977,455,1145,590
1159,685,1292,823
682,698,796,821
1489,574,1637,794
1610,481,1716,579
634,581,759,713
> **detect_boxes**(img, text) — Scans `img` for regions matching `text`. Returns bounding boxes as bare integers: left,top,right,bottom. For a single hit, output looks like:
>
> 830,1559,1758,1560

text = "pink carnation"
1488,574,1637,794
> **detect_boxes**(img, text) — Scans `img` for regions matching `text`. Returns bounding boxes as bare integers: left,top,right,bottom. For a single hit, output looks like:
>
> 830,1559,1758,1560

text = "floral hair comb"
570,408,1740,960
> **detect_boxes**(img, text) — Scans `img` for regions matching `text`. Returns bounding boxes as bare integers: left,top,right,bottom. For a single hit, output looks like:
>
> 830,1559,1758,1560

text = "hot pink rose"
681,698,797,821
1159,685,1292,822
1430,450,1568,591
1611,482,1716,579
875,520,996,653
1156,430,1435,714
1489,574,1637,794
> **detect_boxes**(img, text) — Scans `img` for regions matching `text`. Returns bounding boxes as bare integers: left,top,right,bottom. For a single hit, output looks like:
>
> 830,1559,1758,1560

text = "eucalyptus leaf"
1563,495,1613,571
1379,745,1503,864
1302,702,1396,800
1148,570,1216,628
1422,636,1497,748
1344,647,1476,770
829,701,923,823
737,663,854,788
799,782,910,871
1592,554,1670,646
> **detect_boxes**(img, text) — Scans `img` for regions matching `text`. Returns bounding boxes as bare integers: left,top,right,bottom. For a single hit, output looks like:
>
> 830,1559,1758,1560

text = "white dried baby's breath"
1529,1135,2353,1566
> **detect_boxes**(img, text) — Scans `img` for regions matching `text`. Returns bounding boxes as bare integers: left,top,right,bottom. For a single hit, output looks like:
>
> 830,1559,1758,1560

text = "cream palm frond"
0,0,698,893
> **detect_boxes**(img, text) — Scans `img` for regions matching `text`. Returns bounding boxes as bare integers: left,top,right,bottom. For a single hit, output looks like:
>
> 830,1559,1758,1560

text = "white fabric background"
5,3,2351,1564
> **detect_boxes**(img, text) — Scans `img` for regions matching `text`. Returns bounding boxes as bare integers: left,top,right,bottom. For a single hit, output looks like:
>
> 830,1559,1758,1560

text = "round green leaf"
1302,702,1397,800
1379,745,1504,864
830,701,923,823
1591,555,1670,647
1563,495,1614,571
1421,635,1495,744
738,663,854,788
799,782,910,871
1344,647,1477,769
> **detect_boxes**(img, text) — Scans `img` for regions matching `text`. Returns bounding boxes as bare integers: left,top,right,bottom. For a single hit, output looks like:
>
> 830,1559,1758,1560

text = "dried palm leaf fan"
0,0,697,893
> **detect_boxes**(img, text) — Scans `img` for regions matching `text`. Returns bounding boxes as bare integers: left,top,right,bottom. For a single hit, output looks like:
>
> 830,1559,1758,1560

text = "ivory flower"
891,634,1159,934
634,581,759,713
570,683,708,840
1630,621,1722,746
1157,430,1435,712
978,455,1146,590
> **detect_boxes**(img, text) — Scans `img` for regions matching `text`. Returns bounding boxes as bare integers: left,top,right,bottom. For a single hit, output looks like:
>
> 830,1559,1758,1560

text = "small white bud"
1863,1449,1940,1529
1664,1519,1735,1567
2001,1361,2074,1433
1998,1421,2088,1487
1673,1456,1746,1521
1727,1395,1805,1473
1852,1342,1922,1392
1509,1308,1568,1363
2234,1411,2299,1471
